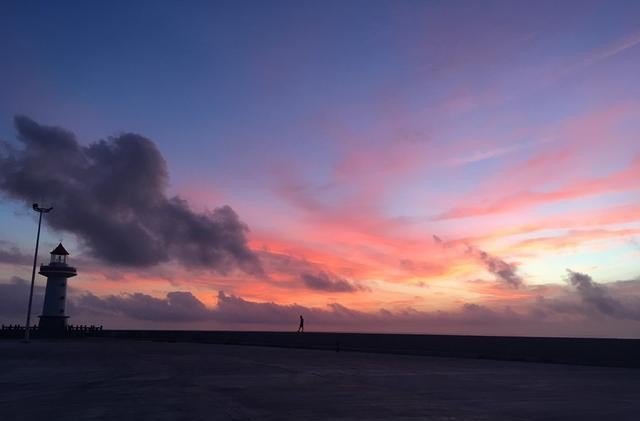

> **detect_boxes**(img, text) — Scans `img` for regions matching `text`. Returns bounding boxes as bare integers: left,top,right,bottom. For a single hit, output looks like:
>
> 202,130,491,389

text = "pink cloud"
436,105,639,220
435,156,640,220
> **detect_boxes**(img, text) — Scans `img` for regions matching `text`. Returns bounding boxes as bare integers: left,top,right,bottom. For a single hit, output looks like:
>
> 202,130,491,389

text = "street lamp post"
24,203,53,342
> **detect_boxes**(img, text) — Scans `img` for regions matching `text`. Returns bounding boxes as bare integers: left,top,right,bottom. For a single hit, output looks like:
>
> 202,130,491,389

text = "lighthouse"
38,243,77,333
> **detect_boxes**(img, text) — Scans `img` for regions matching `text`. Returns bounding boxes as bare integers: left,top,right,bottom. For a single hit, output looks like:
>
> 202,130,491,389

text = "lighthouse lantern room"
38,243,77,333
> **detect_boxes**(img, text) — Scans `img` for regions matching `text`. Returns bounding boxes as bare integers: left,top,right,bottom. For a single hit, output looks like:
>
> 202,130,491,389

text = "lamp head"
31,203,53,213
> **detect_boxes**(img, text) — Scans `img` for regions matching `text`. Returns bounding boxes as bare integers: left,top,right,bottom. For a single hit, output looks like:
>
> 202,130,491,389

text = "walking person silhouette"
297,315,304,333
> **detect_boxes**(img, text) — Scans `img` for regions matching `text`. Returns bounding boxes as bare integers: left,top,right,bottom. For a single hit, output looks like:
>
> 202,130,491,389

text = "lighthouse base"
38,315,69,336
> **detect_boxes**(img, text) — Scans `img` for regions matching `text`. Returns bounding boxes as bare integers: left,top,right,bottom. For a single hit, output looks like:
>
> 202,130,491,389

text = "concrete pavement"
1,339,639,420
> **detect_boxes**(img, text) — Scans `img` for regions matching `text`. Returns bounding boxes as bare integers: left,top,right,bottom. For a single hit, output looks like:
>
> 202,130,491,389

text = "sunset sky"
1,1,639,336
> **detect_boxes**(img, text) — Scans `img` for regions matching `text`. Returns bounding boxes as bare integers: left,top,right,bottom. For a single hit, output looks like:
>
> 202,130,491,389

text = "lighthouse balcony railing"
40,263,76,271
39,263,77,272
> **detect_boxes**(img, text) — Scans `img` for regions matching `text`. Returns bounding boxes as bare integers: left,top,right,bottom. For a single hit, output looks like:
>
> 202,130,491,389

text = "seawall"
96,330,640,368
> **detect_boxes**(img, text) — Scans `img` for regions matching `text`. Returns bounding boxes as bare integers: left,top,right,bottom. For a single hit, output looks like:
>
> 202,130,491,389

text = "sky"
1,0,639,337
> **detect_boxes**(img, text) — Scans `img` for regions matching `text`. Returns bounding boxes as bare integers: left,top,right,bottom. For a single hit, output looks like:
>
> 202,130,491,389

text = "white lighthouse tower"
38,243,77,333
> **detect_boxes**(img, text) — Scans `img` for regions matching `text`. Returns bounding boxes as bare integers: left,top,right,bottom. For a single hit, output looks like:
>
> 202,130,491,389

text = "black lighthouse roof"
50,243,69,256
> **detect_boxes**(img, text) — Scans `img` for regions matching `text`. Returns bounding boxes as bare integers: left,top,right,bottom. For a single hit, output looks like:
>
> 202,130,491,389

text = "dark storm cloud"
0,116,261,274
565,270,640,320
301,272,363,293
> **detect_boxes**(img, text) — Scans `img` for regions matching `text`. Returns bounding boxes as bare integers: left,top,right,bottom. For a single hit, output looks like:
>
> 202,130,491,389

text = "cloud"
0,116,261,274
69,289,505,327
433,234,523,288
65,287,639,336
0,243,31,266
2,273,640,336
70,290,319,324
77,291,210,322
301,272,364,293
0,277,44,321
257,250,322,279
434,154,640,222
255,249,371,293
76,289,515,327
398,258,446,278
569,31,640,74
447,143,530,167
472,248,523,289
513,228,640,254
565,270,640,320
214,291,317,324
